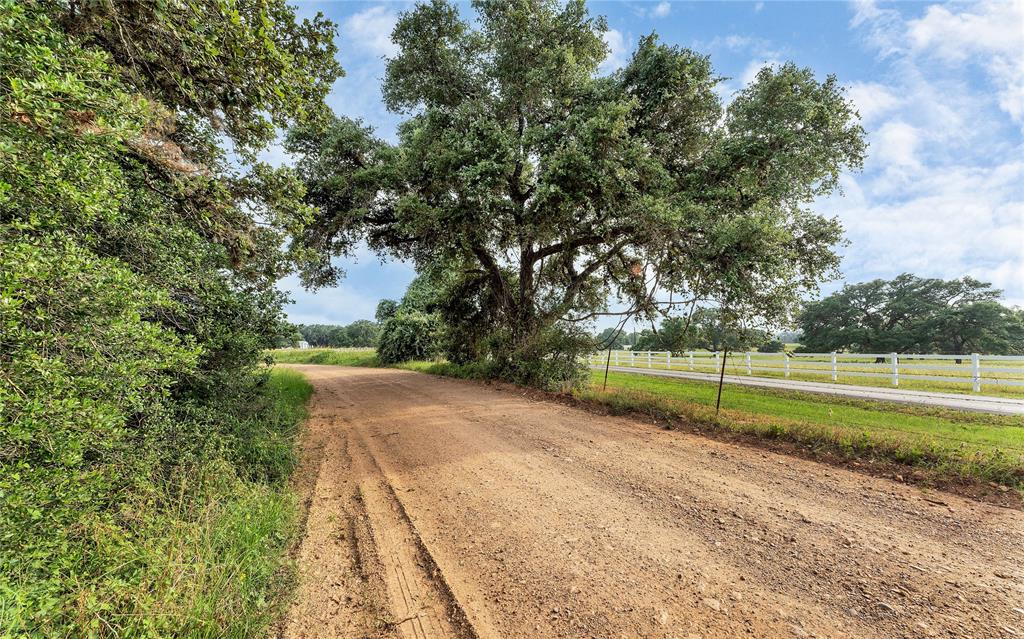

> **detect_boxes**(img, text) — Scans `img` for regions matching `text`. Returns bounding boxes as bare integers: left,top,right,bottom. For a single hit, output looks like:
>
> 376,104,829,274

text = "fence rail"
588,350,1024,393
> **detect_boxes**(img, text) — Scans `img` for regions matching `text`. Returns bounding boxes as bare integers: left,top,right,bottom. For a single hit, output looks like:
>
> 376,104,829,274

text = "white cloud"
872,120,921,169
652,2,671,18
342,6,399,59
906,1,1024,124
600,29,630,74
831,160,1024,300
832,1,1024,305
845,81,902,123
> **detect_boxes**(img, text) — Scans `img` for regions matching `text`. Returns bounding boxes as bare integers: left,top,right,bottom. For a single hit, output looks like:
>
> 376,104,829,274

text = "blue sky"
273,0,1024,329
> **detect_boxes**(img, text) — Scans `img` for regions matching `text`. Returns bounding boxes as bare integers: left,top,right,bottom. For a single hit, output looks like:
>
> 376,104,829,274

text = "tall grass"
0,369,313,638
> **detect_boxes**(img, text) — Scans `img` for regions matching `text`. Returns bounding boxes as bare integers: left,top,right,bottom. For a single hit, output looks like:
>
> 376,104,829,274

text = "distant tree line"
798,275,1024,355
594,309,780,354
294,320,381,348
597,274,1024,356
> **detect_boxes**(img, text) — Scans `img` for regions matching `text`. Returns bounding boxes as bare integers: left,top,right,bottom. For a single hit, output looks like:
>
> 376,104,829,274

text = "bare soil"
281,365,1024,639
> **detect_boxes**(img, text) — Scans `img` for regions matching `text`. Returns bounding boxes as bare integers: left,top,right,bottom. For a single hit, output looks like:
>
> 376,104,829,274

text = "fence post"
646,351,652,368
972,353,981,392
666,351,671,369
714,351,719,373
830,352,838,382
745,352,752,375
890,353,898,387
688,352,694,370
784,353,790,378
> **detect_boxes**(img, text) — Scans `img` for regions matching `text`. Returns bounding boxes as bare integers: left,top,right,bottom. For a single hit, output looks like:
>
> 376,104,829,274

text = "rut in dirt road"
283,365,1024,639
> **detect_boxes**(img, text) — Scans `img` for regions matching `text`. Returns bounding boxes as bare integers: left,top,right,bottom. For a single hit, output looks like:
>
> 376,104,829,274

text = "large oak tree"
289,0,866,387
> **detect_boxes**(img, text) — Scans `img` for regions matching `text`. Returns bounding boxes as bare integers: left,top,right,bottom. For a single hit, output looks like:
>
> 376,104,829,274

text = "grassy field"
273,347,379,367
590,352,1024,398
272,349,1023,489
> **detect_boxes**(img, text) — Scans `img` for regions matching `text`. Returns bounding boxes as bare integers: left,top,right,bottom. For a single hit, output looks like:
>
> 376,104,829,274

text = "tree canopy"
798,274,1024,354
296,321,381,348
1,1,340,633
288,0,865,388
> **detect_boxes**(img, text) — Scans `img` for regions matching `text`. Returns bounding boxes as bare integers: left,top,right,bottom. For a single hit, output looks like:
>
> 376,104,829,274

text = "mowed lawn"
586,370,1024,487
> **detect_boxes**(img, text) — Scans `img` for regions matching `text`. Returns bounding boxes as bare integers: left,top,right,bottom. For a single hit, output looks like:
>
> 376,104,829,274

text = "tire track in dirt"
284,365,1024,639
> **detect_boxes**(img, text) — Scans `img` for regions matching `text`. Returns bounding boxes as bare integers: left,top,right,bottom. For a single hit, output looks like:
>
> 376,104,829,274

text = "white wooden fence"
588,350,1024,392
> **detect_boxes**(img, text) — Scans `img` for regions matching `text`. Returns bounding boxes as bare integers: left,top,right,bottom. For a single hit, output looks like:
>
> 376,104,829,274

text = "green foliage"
1,1,337,635
757,339,786,353
375,299,399,322
377,311,443,364
295,320,381,347
288,0,865,389
799,274,1023,354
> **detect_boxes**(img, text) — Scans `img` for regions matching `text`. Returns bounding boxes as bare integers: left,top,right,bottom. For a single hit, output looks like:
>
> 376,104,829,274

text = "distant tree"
296,321,381,347
799,275,1015,354
686,308,768,352
926,301,1024,355
594,327,628,350
375,299,399,322
343,319,381,347
288,0,865,389
775,330,803,344
376,273,447,362
757,339,785,353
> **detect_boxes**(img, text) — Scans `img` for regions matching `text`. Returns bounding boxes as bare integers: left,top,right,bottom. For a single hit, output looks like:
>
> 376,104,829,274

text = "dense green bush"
0,1,337,635
377,311,443,364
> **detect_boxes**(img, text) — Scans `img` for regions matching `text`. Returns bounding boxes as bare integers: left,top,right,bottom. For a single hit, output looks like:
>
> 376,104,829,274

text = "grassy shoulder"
269,348,1023,492
583,370,1024,489
1,368,313,638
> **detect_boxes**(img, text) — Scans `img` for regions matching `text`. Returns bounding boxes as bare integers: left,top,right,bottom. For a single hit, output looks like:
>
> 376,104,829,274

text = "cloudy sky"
273,0,1024,328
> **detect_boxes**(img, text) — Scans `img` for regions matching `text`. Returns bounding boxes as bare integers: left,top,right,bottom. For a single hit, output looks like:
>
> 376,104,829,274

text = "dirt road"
282,365,1023,639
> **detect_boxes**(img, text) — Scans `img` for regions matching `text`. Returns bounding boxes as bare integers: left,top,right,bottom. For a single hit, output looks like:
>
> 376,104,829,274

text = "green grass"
272,347,379,367
591,352,1024,398
585,370,1024,487
120,368,314,638
0,369,314,638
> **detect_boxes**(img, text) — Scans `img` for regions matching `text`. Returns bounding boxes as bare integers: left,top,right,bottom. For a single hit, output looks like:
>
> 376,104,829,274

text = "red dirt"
282,365,1024,639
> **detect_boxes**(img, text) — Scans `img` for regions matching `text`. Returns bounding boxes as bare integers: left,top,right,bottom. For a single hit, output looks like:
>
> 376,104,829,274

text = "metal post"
784,353,790,378
972,353,981,392
745,352,752,375
890,352,898,387
830,352,838,382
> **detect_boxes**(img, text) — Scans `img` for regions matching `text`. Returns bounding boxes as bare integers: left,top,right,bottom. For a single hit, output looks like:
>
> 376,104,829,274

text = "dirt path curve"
282,365,1023,639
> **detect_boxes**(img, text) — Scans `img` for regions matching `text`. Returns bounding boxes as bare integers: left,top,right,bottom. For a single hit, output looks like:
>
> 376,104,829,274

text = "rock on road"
282,365,1023,639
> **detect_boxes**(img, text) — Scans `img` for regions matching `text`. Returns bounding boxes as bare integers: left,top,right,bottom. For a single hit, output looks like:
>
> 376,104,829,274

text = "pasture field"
589,351,1024,398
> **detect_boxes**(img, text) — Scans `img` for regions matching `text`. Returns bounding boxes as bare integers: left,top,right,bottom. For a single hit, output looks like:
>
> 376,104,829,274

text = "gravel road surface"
283,365,1023,639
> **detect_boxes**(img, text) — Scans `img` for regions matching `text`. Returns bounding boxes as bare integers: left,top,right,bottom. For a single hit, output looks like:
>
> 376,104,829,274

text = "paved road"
283,365,1022,639
592,365,1024,415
